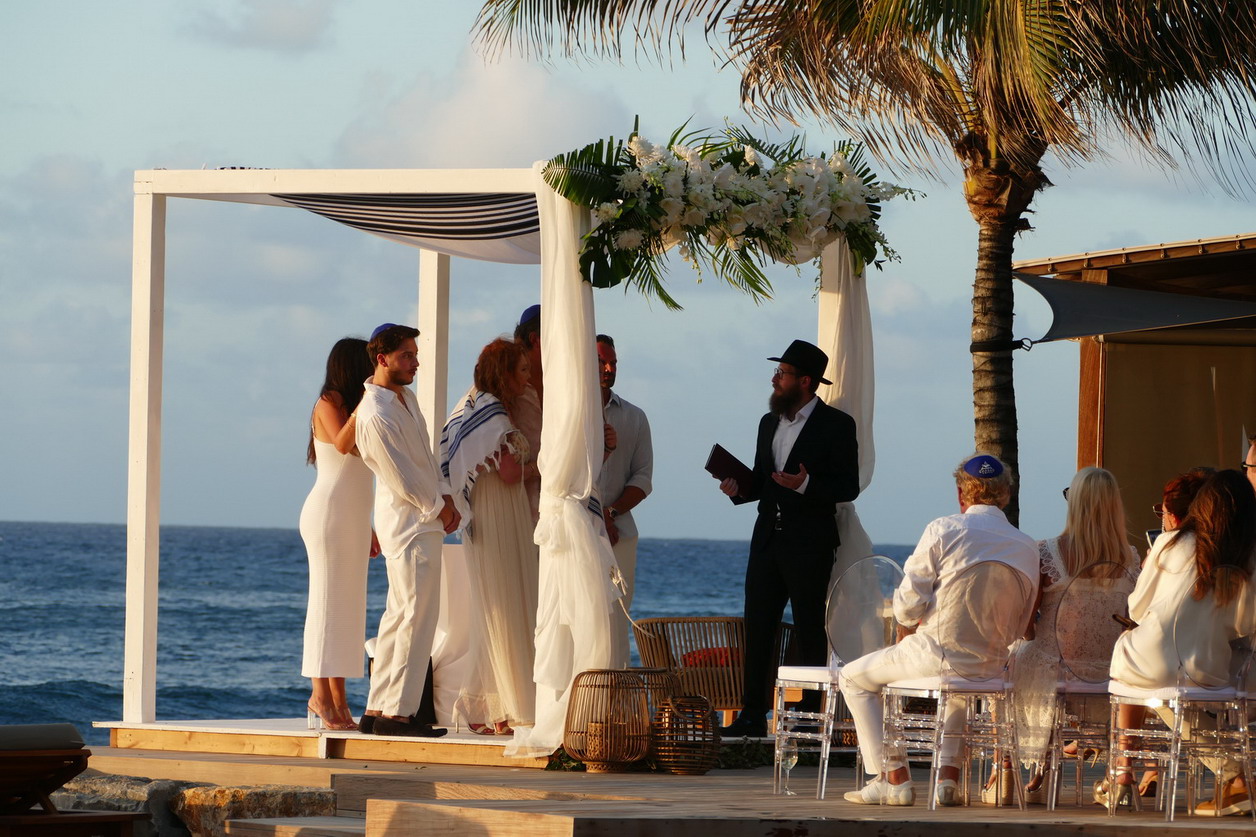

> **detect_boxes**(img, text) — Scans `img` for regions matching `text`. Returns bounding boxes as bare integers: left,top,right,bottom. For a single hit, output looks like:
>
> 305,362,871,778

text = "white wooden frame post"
417,249,451,444
123,187,166,723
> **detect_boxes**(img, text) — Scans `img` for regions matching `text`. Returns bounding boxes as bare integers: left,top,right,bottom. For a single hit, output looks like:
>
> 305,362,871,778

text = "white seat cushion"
776,665,835,685
887,676,1008,692
1109,679,1240,701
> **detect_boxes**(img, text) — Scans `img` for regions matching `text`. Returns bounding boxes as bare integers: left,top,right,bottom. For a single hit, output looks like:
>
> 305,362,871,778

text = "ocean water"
0,520,909,745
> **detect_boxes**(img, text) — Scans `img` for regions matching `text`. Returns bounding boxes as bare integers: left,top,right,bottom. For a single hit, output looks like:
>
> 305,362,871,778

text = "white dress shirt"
598,390,653,541
894,504,1039,630
355,380,450,554
770,395,818,494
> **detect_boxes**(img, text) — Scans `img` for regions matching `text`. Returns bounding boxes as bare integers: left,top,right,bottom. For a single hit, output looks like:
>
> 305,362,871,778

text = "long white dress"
1012,537,1137,766
439,389,540,727
459,464,539,725
299,437,374,678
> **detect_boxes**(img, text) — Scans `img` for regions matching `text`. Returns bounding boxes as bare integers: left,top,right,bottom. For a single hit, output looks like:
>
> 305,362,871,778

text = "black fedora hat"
768,339,832,385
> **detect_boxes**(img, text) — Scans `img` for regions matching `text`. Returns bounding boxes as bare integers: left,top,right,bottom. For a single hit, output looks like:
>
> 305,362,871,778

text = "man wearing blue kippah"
355,323,461,738
840,452,1039,807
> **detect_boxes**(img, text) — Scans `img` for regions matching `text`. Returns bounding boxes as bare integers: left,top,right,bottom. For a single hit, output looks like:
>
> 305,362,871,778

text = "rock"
50,768,208,836
173,785,335,837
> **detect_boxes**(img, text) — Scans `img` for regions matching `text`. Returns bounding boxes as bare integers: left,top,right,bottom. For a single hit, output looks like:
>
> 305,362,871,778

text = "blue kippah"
519,304,541,325
370,323,400,340
963,455,1004,478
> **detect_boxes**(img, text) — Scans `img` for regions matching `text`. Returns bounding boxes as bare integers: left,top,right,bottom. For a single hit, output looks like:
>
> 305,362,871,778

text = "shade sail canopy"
1015,272,1256,343
274,191,541,263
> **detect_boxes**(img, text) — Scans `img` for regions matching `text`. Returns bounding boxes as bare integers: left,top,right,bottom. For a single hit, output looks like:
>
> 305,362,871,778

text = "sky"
2,0,1253,546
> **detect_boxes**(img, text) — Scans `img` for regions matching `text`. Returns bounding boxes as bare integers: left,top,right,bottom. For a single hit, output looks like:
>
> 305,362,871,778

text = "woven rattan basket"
652,695,720,775
563,670,651,772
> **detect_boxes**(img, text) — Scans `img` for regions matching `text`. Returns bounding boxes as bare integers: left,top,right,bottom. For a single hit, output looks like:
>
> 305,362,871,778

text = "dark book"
705,443,753,488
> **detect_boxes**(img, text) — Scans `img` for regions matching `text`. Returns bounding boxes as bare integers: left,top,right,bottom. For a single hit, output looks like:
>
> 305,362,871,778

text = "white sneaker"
844,778,916,806
935,778,960,807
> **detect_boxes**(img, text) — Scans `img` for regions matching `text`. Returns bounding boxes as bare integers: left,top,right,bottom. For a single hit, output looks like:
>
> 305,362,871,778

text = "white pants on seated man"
838,635,968,806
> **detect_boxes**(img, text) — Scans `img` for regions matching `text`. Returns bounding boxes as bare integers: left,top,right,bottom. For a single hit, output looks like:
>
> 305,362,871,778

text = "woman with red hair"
439,337,539,735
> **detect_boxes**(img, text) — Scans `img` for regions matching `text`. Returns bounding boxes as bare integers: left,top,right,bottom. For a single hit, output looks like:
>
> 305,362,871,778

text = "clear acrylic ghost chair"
1046,560,1137,808
882,560,1034,810
772,555,903,799
1107,566,1256,821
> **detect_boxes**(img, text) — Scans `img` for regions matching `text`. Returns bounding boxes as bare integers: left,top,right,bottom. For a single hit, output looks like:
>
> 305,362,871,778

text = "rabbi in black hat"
715,339,860,738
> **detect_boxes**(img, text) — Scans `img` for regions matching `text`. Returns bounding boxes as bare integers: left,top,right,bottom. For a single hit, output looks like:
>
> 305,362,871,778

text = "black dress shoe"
371,716,448,738
358,714,376,734
719,715,767,738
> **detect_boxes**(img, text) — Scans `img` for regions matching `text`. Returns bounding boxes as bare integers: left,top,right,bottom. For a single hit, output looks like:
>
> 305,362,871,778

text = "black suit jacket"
732,399,860,556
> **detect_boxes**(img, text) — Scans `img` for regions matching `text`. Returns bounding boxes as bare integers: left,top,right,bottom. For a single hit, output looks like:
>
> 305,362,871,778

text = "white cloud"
335,51,629,168
184,0,337,53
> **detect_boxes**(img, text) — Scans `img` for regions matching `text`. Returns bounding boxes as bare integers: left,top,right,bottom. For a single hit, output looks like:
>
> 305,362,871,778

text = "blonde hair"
953,453,1013,508
1061,467,1133,576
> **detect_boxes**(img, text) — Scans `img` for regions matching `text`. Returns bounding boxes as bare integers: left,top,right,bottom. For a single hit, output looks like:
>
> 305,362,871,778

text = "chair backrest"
631,616,746,710
1171,564,1256,690
826,555,905,666
933,560,1034,680
1056,560,1138,684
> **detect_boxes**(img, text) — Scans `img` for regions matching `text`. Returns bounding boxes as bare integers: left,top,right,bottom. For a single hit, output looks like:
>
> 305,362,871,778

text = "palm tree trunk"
971,218,1021,524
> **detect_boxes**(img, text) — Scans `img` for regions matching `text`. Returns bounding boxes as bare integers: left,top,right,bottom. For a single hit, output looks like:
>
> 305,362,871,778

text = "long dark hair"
1168,469,1256,604
307,337,372,464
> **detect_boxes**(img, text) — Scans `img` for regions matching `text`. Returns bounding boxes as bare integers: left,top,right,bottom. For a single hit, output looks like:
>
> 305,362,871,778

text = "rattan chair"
633,616,747,724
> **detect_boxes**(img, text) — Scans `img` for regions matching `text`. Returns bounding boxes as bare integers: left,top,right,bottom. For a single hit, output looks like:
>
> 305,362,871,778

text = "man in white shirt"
839,453,1038,806
596,334,653,667
354,323,460,737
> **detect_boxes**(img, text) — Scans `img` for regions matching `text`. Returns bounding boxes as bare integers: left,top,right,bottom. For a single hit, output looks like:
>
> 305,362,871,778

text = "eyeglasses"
1242,462,1255,472
772,367,797,379
1153,503,1165,516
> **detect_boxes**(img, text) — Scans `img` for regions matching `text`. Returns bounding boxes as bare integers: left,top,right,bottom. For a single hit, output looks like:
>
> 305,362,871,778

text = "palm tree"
476,0,1256,523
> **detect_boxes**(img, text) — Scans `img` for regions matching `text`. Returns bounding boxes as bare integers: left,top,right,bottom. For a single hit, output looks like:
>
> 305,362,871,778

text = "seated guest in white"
1106,469,1256,815
839,453,1038,806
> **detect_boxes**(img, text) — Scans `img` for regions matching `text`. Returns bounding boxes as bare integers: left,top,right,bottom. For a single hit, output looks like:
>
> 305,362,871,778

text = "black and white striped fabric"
273,192,542,264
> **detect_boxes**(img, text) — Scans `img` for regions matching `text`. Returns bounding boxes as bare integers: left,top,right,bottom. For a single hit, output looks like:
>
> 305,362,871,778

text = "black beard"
769,389,802,417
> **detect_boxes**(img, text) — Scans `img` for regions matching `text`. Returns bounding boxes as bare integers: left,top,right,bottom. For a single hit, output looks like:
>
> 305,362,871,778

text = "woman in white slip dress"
440,338,540,735
996,467,1137,803
299,337,377,731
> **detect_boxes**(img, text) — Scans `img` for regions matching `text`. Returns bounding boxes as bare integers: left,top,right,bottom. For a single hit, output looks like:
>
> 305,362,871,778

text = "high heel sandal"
1093,772,1135,808
981,767,1017,805
467,723,497,736
307,703,358,731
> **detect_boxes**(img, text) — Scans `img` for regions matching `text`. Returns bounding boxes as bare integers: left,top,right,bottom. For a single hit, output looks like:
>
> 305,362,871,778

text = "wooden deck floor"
89,744,1256,836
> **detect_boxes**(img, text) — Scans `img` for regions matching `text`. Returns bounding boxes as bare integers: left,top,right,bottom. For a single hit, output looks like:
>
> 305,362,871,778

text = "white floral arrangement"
544,124,909,308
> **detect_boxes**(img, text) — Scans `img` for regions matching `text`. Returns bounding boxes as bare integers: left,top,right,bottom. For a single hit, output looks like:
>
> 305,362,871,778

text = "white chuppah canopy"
123,165,876,755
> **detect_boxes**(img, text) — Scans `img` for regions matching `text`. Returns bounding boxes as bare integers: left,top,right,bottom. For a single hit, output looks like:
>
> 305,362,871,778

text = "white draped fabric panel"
507,163,622,758
274,192,542,264
816,240,877,581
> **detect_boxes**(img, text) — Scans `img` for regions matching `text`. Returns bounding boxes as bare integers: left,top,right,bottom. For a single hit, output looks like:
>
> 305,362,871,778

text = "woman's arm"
312,393,357,455
496,443,523,485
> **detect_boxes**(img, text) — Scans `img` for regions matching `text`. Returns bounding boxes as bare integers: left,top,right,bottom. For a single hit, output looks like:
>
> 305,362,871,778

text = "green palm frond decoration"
543,122,911,309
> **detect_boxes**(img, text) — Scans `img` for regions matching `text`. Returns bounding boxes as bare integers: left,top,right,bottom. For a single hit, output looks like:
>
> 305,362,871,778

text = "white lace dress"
1012,538,1137,767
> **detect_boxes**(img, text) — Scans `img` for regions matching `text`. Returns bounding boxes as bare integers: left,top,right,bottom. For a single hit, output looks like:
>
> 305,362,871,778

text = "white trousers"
367,531,442,717
839,636,965,776
609,535,638,669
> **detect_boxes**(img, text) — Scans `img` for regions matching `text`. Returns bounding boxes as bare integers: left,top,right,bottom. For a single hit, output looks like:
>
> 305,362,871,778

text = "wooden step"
332,773,641,816
224,815,365,837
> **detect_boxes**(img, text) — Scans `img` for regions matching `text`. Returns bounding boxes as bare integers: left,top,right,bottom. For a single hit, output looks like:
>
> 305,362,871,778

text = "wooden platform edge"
107,727,549,769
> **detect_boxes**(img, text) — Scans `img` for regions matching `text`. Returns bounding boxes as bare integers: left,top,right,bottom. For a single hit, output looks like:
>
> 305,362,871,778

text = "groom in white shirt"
354,323,460,737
